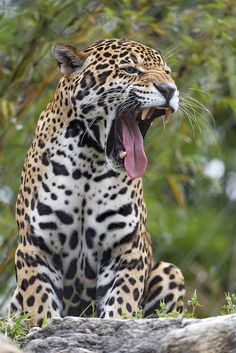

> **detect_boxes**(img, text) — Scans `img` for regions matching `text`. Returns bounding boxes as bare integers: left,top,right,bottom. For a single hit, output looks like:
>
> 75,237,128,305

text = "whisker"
188,88,213,97
164,47,187,61
178,105,198,133
176,108,184,128
180,102,202,126
78,88,124,109
180,91,215,126
80,115,99,144
181,91,214,119
117,97,139,115
180,99,209,125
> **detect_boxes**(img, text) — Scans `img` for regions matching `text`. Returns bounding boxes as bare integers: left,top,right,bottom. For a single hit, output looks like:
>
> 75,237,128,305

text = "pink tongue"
121,117,148,179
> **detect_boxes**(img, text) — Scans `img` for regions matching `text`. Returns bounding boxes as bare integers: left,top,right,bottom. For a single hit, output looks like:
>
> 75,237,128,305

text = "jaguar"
11,38,185,325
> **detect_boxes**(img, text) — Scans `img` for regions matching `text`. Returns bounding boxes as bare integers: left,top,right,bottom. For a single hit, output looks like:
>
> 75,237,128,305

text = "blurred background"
0,0,236,317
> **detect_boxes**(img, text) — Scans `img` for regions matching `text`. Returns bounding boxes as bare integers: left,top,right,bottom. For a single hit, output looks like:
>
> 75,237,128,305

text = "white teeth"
164,108,172,122
141,108,151,120
119,151,127,159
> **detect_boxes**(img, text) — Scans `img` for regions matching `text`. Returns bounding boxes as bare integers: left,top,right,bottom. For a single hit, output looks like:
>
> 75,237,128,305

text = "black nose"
154,83,176,101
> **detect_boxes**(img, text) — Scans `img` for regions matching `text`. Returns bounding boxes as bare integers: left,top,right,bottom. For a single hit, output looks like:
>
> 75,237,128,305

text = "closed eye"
164,65,171,75
122,66,141,74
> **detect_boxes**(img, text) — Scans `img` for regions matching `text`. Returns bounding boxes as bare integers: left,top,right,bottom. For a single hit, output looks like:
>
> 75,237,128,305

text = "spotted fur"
11,39,185,325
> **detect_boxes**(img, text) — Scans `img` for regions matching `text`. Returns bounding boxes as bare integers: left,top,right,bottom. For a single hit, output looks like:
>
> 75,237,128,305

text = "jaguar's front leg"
11,242,63,326
96,247,148,318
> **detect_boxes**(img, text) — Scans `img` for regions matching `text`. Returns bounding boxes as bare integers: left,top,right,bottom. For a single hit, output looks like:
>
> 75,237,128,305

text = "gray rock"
23,315,236,353
0,333,22,353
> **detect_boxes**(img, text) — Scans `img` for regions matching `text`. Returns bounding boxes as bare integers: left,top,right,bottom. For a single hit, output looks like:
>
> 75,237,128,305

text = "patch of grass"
220,293,236,315
185,289,202,318
132,308,144,319
0,312,32,346
121,310,129,319
121,290,202,319
79,301,96,318
155,301,181,318
121,308,144,319
155,290,201,319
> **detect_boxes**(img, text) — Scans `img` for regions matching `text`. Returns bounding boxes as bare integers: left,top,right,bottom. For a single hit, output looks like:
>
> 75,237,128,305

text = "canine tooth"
119,151,127,159
164,108,172,123
141,108,151,120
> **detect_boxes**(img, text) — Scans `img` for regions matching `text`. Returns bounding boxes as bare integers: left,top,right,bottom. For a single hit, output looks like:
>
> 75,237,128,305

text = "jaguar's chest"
31,143,143,255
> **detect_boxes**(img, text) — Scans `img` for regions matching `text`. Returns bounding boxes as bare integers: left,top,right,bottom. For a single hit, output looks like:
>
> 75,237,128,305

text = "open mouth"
106,106,173,179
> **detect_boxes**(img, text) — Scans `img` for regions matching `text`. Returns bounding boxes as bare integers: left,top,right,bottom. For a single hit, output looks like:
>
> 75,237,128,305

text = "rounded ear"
52,42,88,75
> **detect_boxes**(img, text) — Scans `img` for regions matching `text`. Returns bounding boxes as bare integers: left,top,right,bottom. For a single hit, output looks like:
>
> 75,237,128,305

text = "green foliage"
0,312,32,346
186,290,202,318
220,293,236,315
0,0,236,318
79,301,96,318
155,301,182,318
155,290,201,318
132,308,144,319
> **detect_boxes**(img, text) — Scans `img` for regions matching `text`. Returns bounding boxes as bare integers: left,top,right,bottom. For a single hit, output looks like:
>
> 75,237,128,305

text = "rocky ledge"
22,314,236,353
0,333,22,353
